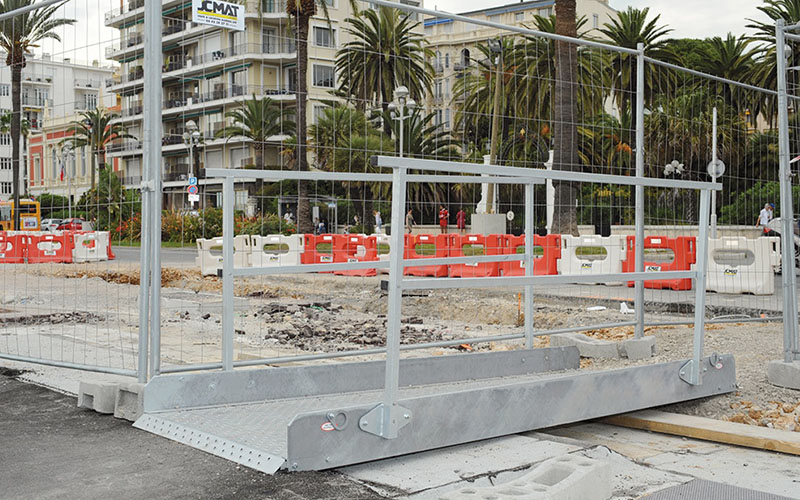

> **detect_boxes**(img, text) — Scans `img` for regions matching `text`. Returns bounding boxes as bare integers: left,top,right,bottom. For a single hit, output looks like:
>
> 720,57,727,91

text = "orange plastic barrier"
334,234,378,277
448,234,503,278
0,232,25,263
621,235,696,290
500,234,561,276
300,234,337,272
403,233,452,277
27,232,73,263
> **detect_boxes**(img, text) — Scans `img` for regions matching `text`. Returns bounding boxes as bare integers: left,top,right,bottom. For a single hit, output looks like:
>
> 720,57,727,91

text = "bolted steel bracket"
140,180,155,193
679,359,700,385
359,403,412,439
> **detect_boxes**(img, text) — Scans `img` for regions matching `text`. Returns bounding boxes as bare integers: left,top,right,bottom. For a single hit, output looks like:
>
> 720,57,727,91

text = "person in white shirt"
757,203,773,235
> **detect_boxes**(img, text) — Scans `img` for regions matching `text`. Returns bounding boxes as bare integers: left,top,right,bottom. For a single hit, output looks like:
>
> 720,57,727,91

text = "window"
0,85,8,96
444,109,450,129
445,53,449,68
0,158,10,170
262,27,276,53
33,157,40,182
593,14,599,29
0,134,10,146
80,147,86,175
424,26,433,36
441,22,452,34
313,27,335,48
434,80,442,99
312,64,335,88
460,48,470,67
287,67,297,92
515,12,524,22
321,0,333,5
538,8,551,17
0,182,11,195
85,93,98,110
312,104,328,124
51,147,57,180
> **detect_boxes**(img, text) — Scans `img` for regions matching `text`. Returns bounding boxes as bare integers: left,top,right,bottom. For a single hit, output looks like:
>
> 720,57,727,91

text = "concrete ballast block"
77,381,118,414
767,360,800,390
114,382,145,421
439,454,611,500
550,333,621,359
620,336,657,360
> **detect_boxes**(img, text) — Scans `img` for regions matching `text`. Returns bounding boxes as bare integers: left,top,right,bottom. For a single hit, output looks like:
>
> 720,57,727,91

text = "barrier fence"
0,0,798,470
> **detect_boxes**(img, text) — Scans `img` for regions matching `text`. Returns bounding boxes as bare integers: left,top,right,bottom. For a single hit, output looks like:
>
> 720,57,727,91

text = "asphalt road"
114,246,198,266
0,369,383,500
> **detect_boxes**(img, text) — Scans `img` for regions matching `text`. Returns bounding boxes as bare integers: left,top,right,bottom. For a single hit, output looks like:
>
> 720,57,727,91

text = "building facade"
423,0,617,131
0,55,115,200
104,0,420,210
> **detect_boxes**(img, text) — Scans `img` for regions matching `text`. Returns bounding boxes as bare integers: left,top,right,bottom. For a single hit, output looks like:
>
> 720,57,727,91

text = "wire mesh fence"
0,0,797,378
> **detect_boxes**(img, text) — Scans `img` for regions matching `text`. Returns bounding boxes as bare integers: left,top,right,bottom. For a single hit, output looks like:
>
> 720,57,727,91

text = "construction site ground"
1,258,800,498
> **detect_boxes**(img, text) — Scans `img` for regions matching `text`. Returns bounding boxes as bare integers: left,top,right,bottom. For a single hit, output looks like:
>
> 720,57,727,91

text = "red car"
56,218,94,231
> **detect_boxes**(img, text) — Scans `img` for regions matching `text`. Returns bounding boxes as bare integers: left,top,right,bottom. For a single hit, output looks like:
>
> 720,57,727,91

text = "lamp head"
387,102,398,113
186,119,198,132
406,98,417,111
393,86,409,100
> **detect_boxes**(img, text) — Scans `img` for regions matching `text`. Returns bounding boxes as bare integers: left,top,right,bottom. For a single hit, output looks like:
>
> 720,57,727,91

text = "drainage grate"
645,479,794,500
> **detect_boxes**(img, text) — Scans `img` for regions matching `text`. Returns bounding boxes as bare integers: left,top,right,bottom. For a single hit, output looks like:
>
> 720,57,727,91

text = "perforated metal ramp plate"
645,479,794,499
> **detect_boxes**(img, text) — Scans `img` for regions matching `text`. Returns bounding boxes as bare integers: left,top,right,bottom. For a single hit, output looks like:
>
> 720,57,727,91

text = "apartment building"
104,0,422,210
0,55,115,200
423,0,617,130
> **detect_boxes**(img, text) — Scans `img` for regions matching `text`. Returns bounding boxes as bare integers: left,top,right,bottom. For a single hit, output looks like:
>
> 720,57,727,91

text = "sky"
430,0,765,39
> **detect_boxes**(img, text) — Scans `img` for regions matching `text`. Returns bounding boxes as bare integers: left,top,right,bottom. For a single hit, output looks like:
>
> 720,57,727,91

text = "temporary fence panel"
706,237,781,295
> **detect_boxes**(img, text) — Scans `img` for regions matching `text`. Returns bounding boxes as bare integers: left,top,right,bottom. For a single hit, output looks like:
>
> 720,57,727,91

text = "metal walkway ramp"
134,348,736,473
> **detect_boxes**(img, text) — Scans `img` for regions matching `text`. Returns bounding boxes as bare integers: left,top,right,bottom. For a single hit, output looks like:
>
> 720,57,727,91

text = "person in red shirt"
456,208,467,234
438,205,449,233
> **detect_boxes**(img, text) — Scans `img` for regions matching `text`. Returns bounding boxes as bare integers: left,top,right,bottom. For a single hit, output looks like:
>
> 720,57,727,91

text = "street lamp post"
182,120,202,208
60,143,74,218
486,37,503,214
707,107,725,238
387,86,416,158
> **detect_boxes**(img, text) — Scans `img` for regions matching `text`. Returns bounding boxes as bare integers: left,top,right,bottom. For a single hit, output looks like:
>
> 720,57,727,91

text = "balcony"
192,41,296,67
21,96,51,107
119,174,143,186
122,102,143,117
433,62,444,74
165,164,190,182
107,139,141,154
105,0,145,23
74,78,103,88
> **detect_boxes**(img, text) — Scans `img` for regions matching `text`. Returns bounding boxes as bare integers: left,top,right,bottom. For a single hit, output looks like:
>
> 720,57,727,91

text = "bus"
0,199,41,231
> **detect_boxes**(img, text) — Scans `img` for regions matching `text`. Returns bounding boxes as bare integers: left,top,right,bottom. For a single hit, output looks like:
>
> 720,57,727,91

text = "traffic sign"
188,194,200,202
187,185,199,195
188,176,198,185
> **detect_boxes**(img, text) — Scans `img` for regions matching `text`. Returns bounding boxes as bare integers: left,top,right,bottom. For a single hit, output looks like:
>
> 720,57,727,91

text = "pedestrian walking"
757,203,773,235
405,208,416,234
438,205,449,234
456,207,467,234
374,210,383,234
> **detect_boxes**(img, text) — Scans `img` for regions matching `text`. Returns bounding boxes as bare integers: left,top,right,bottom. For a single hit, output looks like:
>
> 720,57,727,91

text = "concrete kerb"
439,454,611,500
766,360,800,390
77,381,118,414
550,333,657,360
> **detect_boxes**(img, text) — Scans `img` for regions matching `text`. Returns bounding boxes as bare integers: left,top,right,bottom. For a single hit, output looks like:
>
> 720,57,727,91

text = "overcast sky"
31,0,769,66
430,0,765,39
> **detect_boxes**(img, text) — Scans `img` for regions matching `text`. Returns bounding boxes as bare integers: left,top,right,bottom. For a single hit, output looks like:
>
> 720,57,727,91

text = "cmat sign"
193,0,245,31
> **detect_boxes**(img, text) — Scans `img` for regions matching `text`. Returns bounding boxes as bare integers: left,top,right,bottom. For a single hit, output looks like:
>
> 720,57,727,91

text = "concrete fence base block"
439,454,611,500
77,381,119,414
620,336,657,360
550,333,621,359
114,382,145,421
767,360,800,390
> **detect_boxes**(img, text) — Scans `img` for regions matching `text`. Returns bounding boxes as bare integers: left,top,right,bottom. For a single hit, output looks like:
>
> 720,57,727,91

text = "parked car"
56,218,93,231
40,218,62,232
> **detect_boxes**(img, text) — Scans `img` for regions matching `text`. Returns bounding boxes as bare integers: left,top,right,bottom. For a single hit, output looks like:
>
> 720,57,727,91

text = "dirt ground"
5,263,800,432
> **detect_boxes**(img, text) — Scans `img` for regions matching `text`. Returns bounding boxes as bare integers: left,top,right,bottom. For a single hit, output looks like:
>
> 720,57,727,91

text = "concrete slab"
767,360,800,390
439,454,611,500
620,336,657,360
340,435,582,496
550,333,621,359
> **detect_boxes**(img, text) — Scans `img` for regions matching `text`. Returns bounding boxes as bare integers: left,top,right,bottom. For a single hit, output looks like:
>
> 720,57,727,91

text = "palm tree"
64,108,131,191
551,0,580,235
598,6,673,119
286,0,330,234
697,34,758,106
216,95,295,169
335,3,433,134
0,0,74,228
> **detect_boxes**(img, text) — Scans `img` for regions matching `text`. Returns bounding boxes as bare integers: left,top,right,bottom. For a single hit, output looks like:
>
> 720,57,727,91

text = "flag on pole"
59,159,65,181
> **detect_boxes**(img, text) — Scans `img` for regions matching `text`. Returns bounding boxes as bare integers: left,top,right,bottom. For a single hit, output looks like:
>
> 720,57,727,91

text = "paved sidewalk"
0,369,381,500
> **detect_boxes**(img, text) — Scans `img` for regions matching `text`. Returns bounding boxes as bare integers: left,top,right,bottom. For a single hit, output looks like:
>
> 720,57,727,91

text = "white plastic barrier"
73,231,110,262
250,234,304,268
375,233,391,274
557,235,626,285
195,235,251,276
705,237,780,295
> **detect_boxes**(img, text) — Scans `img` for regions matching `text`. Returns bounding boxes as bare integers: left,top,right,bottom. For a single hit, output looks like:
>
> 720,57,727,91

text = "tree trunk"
295,13,313,233
550,0,579,237
11,61,21,230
